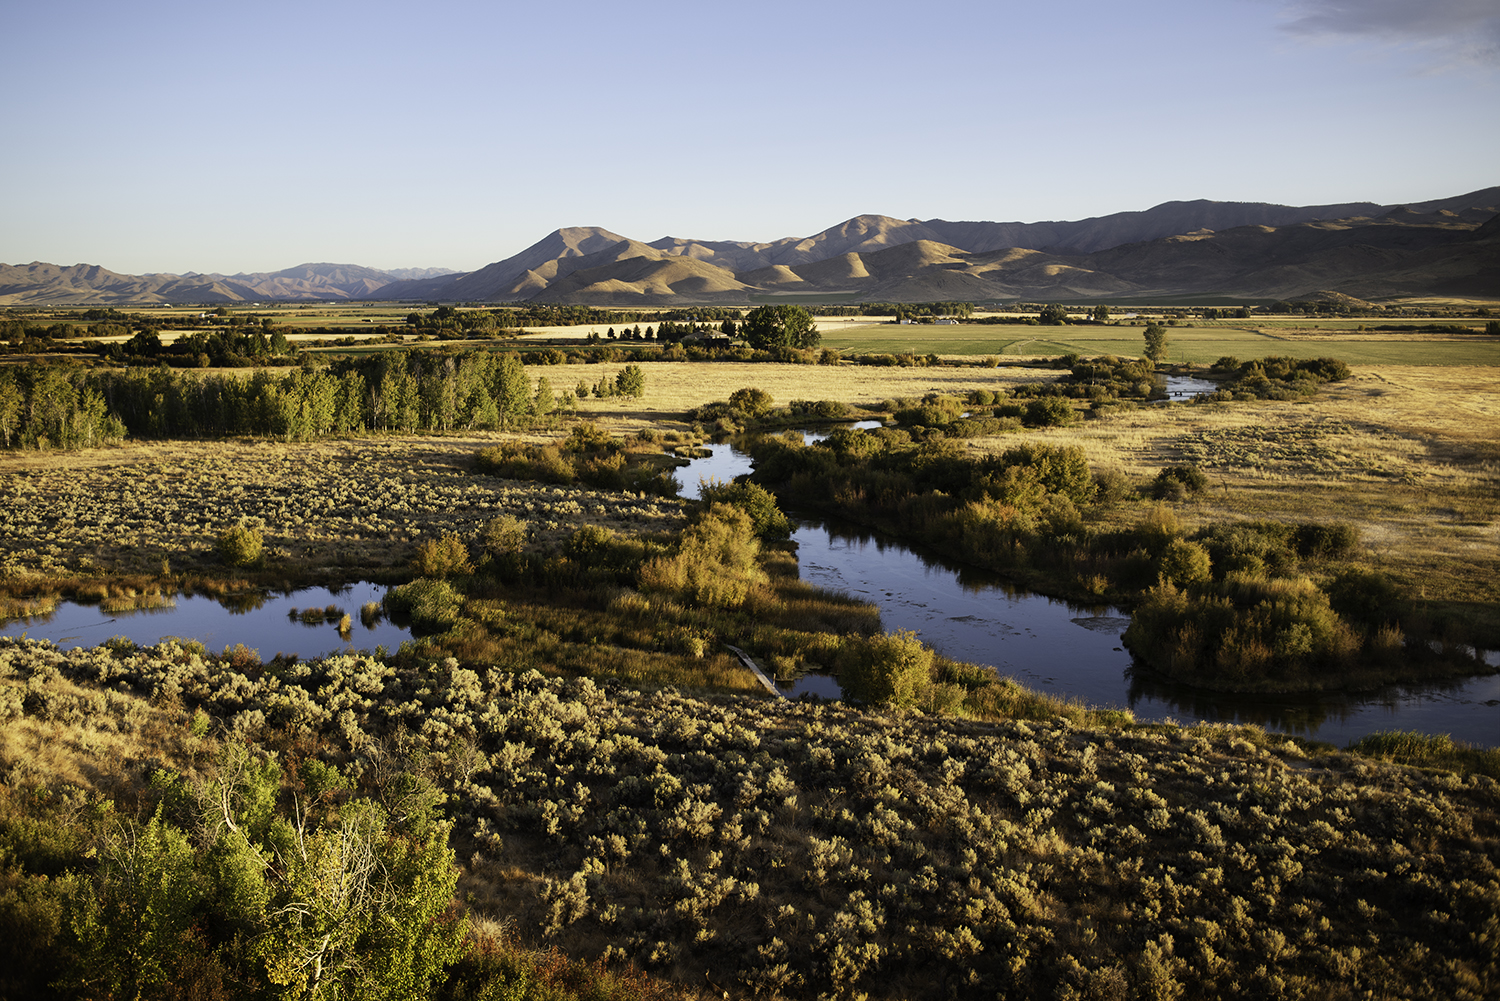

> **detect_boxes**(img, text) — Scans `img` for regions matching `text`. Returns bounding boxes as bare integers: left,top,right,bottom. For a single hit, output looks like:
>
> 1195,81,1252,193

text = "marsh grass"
1349,729,1500,779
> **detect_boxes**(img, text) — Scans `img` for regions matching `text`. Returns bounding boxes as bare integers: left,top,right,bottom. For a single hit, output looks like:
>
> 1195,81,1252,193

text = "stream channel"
5,413,1495,747
679,427,1500,748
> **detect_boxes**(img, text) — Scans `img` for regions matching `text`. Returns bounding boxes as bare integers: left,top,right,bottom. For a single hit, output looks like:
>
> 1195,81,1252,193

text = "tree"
1038,303,1068,325
494,352,532,428
1092,305,1110,322
533,376,555,417
741,305,820,350
614,364,646,398
1143,323,1169,363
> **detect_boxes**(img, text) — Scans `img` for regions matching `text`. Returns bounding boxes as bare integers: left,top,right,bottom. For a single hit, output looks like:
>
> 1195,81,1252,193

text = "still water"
678,433,1500,747
0,581,412,660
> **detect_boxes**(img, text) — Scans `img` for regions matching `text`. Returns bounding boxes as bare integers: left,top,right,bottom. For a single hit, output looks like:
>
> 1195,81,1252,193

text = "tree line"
0,350,648,448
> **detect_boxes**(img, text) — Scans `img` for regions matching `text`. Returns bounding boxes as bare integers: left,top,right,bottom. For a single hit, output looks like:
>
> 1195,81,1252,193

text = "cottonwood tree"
1144,323,1169,363
741,305,820,350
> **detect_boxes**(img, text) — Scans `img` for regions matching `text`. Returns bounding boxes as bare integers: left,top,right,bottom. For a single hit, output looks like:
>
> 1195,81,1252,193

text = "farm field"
818,321,1500,366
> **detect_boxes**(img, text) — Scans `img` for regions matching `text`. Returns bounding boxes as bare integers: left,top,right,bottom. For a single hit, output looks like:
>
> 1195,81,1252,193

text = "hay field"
820,322,1500,365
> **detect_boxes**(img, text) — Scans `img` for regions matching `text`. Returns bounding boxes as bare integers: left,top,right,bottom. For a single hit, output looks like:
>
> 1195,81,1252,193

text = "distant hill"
0,261,456,306
3,188,1495,305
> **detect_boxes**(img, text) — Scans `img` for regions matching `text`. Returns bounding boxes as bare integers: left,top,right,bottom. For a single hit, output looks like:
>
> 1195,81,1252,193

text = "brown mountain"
718,209,1498,302
391,188,1498,304
4,189,1495,305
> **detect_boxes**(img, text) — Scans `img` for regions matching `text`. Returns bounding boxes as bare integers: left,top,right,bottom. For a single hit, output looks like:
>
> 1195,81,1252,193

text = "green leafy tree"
1143,323,1169,363
494,352,532,429
254,800,466,1001
62,811,203,1001
614,364,646,398
1038,303,1068,325
741,305,820,350
1092,305,1110,322
533,376,555,416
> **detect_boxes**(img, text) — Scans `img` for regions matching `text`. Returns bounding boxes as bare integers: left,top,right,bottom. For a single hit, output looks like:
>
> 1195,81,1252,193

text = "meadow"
818,321,1500,366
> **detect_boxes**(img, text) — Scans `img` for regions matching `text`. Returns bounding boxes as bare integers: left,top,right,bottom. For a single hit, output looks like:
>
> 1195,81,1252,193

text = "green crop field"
819,322,1500,366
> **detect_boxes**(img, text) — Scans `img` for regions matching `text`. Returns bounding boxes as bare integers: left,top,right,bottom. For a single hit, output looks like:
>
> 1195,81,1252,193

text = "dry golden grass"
569,360,1040,435
963,365,1500,607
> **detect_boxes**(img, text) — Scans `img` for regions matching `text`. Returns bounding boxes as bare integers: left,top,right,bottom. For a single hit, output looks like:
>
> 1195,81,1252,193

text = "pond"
0,581,413,660
1163,374,1219,400
675,433,1500,747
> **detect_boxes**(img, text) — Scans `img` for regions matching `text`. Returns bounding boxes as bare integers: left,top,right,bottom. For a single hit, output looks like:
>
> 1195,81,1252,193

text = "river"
678,433,1500,747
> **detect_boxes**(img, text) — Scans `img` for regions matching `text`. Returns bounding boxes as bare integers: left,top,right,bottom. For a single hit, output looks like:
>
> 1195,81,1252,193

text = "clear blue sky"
3,0,1496,275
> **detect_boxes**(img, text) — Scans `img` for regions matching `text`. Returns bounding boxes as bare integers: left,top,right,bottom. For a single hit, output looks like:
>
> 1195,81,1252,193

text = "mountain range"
3,189,1496,306
0,263,458,307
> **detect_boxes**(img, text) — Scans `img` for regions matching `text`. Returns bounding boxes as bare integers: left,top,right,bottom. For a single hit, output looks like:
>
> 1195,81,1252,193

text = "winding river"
679,435,1500,747
6,428,1495,747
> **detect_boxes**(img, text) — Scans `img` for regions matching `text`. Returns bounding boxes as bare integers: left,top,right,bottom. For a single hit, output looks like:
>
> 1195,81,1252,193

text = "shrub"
215,521,264,568
1151,465,1209,500
385,577,463,631
1295,522,1359,559
1157,539,1212,587
696,480,792,540
728,387,774,417
839,630,932,708
1023,397,1077,427
480,516,528,557
412,532,473,578
1323,568,1400,626
788,399,852,419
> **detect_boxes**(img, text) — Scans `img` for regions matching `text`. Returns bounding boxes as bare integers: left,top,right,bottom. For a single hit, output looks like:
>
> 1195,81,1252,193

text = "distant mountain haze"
3,188,1495,305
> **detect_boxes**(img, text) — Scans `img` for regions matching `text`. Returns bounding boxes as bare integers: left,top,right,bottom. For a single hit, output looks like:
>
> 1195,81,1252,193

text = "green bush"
1157,539,1212,587
1323,567,1400,626
839,630,932,708
215,520,264,568
696,480,792,540
1295,522,1359,559
728,387,774,417
413,532,474,578
1022,397,1077,427
481,516,529,558
1151,465,1209,500
787,399,853,419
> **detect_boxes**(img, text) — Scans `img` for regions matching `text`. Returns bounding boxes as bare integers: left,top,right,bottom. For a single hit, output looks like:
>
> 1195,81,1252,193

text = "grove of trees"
0,348,649,448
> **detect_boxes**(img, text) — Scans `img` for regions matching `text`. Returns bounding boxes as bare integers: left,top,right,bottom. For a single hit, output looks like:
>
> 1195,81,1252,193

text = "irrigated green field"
819,321,1500,365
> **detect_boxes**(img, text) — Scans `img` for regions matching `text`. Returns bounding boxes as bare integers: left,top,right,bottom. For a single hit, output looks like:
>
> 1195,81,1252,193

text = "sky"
3,0,1496,276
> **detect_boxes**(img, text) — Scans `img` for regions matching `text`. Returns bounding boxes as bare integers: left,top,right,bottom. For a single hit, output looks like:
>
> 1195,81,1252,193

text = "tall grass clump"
386,578,465,632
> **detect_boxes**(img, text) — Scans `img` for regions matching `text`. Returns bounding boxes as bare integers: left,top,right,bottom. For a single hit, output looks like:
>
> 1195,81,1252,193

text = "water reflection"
1163,375,1219,400
0,581,410,659
672,432,1500,746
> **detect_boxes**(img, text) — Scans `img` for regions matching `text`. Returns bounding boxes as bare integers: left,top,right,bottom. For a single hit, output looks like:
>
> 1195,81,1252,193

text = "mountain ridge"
3,188,1496,305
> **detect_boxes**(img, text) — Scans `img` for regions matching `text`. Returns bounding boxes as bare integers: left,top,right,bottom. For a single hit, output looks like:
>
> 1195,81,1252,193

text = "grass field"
819,321,1500,365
